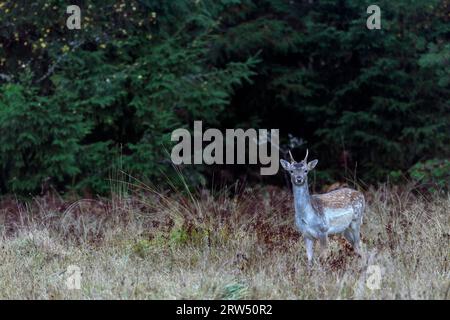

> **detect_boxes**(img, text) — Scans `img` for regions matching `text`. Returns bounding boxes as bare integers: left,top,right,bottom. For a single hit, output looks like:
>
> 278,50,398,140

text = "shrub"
409,159,450,193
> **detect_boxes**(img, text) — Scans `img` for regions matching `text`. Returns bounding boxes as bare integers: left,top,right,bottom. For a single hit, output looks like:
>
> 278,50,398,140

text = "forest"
0,0,448,195
0,0,448,300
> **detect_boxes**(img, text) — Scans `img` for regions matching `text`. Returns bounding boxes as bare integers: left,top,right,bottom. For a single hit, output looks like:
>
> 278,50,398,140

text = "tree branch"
35,40,84,83
0,73,13,82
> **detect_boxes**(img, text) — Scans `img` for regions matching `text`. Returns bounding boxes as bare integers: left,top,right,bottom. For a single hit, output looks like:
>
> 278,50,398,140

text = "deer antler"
304,149,309,162
288,150,296,163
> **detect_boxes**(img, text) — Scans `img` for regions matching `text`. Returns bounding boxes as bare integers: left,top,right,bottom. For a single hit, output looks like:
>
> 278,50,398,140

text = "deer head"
280,149,318,186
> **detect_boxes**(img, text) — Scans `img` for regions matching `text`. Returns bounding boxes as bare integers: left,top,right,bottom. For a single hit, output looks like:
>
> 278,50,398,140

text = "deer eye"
304,170,308,173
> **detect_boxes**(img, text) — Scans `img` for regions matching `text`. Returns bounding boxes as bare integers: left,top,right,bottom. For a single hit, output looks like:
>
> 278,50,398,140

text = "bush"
0,0,257,194
409,159,450,193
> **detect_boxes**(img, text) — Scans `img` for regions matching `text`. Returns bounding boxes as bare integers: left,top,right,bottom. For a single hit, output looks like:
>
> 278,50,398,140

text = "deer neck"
292,180,315,219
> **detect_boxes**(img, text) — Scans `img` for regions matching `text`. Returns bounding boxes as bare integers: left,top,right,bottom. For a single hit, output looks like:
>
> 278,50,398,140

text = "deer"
280,149,365,267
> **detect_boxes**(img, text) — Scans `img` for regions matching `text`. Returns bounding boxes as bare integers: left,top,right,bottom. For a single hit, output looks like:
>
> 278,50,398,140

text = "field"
0,182,448,299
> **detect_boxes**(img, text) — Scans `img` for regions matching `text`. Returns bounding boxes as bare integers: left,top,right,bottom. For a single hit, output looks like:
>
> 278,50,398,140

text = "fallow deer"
280,150,365,267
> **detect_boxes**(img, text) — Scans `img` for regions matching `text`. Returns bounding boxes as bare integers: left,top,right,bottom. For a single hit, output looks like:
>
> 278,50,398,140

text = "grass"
0,181,448,299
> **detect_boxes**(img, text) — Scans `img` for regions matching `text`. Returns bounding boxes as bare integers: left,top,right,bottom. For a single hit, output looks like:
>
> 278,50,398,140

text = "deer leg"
350,197,365,255
349,221,361,255
304,237,314,268
343,228,355,246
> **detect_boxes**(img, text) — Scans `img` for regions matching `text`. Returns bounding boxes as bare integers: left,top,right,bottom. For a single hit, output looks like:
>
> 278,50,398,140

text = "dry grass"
0,182,448,300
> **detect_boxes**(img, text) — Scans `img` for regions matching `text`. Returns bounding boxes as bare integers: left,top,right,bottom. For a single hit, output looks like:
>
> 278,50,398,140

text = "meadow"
0,179,448,300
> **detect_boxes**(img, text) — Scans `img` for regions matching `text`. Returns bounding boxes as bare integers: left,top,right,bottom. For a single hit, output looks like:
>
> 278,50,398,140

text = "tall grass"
0,179,448,299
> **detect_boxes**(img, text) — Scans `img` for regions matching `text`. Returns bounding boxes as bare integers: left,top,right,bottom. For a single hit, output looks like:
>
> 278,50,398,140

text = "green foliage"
131,238,153,259
409,159,450,192
208,0,450,183
0,81,86,193
0,0,449,194
220,283,249,299
0,0,258,194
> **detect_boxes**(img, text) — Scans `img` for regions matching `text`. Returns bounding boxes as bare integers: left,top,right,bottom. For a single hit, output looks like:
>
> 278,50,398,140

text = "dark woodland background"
0,0,449,195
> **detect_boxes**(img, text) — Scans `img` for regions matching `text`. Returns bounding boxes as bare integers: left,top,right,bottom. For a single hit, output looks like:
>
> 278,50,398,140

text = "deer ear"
280,159,292,171
307,159,318,170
